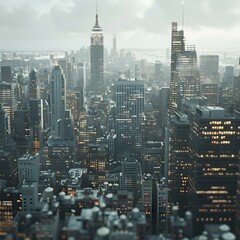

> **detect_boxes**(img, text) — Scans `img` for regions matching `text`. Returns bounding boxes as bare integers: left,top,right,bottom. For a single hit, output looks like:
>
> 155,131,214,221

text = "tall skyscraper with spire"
169,22,185,112
90,9,104,94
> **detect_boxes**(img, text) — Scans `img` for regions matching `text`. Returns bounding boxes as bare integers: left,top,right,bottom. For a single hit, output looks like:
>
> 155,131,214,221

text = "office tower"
222,66,234,86
0,82,18,131
90,12,104,94
47,136,75,176
29,99,43,153
167,112,190,215
199,55,219,83
218,86,233,113
0,104,11,148
66,91,82,123
188,106,240,232
233,75,240,112
0,188,21,238
237,170,240,238
175,48,200,109
87,144,106,186
18,153,40,184
115,79,144,161
76,62,89,105
121,157,142,201
201,83,218,105
0,150,17,187
14,109,31,154
169,22,185,112
111,34,117,58
159,87,170,128
29,68,38,99
142,174,152,233
144,141,164,181
1,66,12,82
155,61,163,84
156,177,168,233
50,66,66,136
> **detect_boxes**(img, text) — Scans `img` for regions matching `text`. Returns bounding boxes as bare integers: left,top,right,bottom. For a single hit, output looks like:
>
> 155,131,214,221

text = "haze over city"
0,0,240,239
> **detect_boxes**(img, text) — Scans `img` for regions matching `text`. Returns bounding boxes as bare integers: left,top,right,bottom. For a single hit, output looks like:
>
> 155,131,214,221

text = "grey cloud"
0,0,239,50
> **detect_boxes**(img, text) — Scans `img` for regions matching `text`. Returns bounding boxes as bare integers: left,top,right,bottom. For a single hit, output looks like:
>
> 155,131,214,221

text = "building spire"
94,0,100,28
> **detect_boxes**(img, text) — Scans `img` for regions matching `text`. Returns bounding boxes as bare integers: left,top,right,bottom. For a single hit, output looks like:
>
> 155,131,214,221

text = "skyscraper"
167,112,190,215
175,49,200,109
0,82,18,132
188,106,240,232
1,66,12,83
90,12,104,94
115,79,144,161
199,55,219,83
169,22,185,112
29,68,38,100
50,66,66,136
0,104,11,148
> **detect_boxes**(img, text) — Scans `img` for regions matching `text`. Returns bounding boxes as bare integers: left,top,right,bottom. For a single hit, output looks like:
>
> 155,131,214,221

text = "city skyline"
1,0,240,51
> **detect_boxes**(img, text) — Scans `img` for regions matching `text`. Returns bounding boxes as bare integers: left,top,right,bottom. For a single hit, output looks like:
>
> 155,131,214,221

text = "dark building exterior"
1,66,12,83
169,22,185,112
168,112,190,215
115,79,144,162
188,106,240,233
90,13,104,94
175,49,200,109
29,68,38,100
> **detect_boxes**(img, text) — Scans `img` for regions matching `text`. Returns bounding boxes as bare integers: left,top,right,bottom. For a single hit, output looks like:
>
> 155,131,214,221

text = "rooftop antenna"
182,1,185,30
96,0,98,15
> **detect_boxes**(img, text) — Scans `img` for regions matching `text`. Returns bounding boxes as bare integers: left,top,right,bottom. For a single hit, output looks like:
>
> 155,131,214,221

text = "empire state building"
90,13,104,94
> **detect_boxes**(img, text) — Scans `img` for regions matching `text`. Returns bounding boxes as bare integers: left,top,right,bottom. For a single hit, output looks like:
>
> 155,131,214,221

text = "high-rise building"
0,104,11,148
159,87,170,129
175,49,200,109
188,106,240,232
199,55,219,83
0,150,18,187
233,75,240,113
29,68,38,100
237,171,240,238
111,34,117,59
50,66,66,136
1,66,12,83
29,99,43,153
18,153,40,184
201,83,218,106
90,12,104,94
115,79,144,161
121,157,142,200
156,177,168,234
222,66,234,86
167,112,190,215
155,61,163,84
142,174,152,233
169,22,185,112
0,82,18,132
14,109,31,154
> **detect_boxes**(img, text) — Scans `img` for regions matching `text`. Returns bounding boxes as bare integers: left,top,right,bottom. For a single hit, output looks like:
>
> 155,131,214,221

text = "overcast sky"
0,0,240,51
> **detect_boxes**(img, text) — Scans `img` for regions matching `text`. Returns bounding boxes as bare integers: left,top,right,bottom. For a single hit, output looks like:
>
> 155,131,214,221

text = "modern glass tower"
50,66,66,136
169,22,185,112
90,12,104,94
175,49,200,109
188,106,240,233
115,79,144,162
